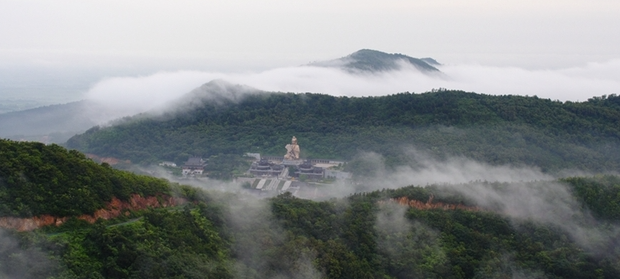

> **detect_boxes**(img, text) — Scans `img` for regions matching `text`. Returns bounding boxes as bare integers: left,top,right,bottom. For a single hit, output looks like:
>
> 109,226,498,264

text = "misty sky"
1,0,619,106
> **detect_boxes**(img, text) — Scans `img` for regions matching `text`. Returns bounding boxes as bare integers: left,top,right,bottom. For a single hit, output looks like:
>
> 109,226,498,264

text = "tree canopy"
0,139,170,217
66,90,620,172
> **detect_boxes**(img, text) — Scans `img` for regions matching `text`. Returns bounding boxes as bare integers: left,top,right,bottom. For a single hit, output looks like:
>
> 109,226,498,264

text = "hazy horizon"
1,0,619,112
2,56,619,117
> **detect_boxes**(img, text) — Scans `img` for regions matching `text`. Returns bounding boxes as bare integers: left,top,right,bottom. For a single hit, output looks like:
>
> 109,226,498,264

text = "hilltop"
308,49,440,73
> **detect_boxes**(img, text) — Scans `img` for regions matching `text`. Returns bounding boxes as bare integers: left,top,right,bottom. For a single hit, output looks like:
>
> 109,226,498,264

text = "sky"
1,0,619,108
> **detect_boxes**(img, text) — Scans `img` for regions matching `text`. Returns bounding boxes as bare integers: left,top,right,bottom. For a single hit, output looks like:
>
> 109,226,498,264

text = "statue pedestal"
282,159,303,166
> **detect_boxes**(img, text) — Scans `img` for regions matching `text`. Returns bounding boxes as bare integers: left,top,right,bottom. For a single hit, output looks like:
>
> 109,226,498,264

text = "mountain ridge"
66,87,620,173
308,49,440,73
0,49,440,142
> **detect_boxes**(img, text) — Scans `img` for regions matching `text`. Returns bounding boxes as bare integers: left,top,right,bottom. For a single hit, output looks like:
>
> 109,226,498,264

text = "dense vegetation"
3,175,620,278
0,139,170,217
2,140,619,278
562,175,620,220
6,93,620,278
67,87,620,172
203,154,253,180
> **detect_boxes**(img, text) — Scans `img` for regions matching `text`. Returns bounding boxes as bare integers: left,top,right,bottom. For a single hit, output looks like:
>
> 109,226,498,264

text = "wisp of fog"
356,148,620,259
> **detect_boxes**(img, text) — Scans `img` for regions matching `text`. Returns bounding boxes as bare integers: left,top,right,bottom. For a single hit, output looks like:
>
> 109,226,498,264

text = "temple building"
292,160,324,180
249,159,285,177
182,156,206,176
246,136,350,182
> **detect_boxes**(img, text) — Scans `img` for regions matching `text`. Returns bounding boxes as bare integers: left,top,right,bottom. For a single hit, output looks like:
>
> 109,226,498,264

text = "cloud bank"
82,59,620,123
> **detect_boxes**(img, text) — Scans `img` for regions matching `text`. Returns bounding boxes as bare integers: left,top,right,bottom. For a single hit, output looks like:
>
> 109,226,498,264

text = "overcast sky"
1,0,619,105
2,0,619,70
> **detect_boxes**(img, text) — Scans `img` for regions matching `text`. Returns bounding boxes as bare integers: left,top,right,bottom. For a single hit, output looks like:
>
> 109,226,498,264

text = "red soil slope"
0,194,185,231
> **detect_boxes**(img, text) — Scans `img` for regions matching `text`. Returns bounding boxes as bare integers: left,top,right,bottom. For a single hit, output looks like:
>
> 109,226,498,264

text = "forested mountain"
2,139,620,278
66,81,620,173
0,49,438,145
308,49,440,73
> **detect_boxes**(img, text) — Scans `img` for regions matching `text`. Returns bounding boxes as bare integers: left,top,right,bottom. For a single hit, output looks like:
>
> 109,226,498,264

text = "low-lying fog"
2,59,618,142
82,59,620,123
72,57,620,260
148,145,619,270
177,147,620,264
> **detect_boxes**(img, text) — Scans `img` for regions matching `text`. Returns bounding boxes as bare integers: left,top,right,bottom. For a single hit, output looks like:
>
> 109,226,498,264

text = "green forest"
0,139,170,217
66,88,620,173
2,140,620,278
4,177,620,278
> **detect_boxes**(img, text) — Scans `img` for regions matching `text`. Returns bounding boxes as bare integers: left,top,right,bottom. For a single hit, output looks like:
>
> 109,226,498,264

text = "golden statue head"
292,136,297,145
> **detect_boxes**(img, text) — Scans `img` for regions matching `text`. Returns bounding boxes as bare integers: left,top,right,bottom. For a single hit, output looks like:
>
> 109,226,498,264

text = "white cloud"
81,59,620,124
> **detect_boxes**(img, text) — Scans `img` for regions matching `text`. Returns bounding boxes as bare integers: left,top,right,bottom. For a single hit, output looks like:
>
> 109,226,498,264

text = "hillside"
0,139,171,218
66,82,620,173
308,49,440,73
3,137,620,278
3,172,620,278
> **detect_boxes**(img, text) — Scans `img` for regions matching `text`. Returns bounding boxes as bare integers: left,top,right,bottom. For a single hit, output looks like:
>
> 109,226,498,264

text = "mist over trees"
2,136,620,278
4,82,620,278
67,87,620,173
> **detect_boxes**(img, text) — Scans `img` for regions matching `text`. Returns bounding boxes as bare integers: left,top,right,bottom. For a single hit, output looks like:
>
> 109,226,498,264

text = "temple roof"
184,157,205,167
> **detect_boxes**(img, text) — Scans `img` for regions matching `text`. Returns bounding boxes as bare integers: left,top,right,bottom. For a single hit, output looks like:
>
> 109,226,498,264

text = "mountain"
0,101,97,143
66,82,620,173
3,136,620,278
420,57,441,66
166,78,263,111
309,49,440,73
0,80,261,144
0,100,142,143
0,50,437,144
